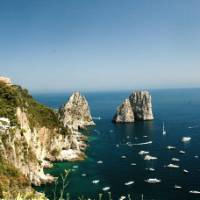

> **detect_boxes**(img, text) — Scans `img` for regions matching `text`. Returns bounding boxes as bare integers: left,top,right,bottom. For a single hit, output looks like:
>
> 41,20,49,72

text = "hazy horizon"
0,0,200,92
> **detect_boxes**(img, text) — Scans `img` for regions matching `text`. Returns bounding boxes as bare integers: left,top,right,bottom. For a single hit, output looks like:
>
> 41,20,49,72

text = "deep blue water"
33,89,200,200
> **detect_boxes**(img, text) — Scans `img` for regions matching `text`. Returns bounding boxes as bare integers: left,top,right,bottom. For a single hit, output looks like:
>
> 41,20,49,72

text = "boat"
138,150,149,155
133,141,152,146
131,163,136,166
172,158,180,162
124,181,135,186
162,122,166,135
166,164,180,168
183,169,189,173
119,196,126,200
102,186,110,191
145,178,161,184
194,155,199,159
81,173,87,177
92,116,101,120
144,155,158,160
146,168,155,171
121,155,127,159
181,137,191,142
179,150,186,154
166,146,176,150
97,160,103,164
92,180,100,184
189,190,200,194
174,185,182,189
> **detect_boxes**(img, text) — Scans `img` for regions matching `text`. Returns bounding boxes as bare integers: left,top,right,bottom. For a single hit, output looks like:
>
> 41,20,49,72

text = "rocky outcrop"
0,79,93,196
0,76,12,85
113,99,134,123
113,91,154,123
58,92,95,130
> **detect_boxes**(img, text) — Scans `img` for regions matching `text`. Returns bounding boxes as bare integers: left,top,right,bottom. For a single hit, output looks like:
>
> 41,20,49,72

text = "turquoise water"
33,89,200,200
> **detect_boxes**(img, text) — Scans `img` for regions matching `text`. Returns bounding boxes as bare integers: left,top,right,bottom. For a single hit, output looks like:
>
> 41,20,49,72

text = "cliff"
58,92,95,130
113,91,154,123
0,78,93,199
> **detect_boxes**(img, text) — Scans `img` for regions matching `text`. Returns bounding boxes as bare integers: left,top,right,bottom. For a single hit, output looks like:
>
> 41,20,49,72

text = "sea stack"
58,92,95,130
113,91,154,123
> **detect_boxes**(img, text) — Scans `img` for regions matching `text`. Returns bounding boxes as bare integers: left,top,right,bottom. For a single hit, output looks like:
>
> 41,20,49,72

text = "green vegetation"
0,83,69,134
0,156,30,199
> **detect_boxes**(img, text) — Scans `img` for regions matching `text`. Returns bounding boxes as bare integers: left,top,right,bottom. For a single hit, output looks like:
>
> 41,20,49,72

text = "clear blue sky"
0,0,200,92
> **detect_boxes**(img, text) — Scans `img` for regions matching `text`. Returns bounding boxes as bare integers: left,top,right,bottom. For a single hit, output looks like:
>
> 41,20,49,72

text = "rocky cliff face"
113,91,154,123
0,77,93,198
58,92,95,130
113,99,134,123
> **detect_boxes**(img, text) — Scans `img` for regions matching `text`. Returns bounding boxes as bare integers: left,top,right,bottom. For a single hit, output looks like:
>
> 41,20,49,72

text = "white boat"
144,155,158,161
145,178,161,184
93,116,101,120
174,185,182,189
181,137,191,143
73,165,79,169
166,164,180,168
183,169,189,173
179,150,186,154
92,180,100,184
119,196,126,200
146,168,155,171
116,144,120,148
138,150,149,155
97,160,103,164
162,122,166,135
131,163,136,166
121,155,127,159
133,141,152,146
124,181,135,186
172,158,180,162
81,173,87,177
102,186,110,191
166,146,176,150
194,155,199,159
189,190,200,194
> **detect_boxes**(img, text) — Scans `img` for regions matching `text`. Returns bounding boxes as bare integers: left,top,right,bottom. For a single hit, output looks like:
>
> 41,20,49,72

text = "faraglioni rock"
113,99,135,123
113,90,154,123
58,92,95,130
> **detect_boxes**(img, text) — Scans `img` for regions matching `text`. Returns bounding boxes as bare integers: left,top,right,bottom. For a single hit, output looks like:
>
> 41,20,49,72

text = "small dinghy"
92,180,100,184
166,164,180,168
194,155,199,159
131,163,136,166
121,155,127,159
102,186,110,191
97,160,103,164
144,155,158,161
138,150,149,155
181,137,191,143
179,150,186,154
166,146,176,150
172,158,180,162
81,173,87,177
183,169,189,173
124,181,135,186
116,144,120,148
189,190,200,194
174,185,182,189
73,165,79,169
143,135,148,138
145,178,161,184
146,168,155,171
119,196,126,200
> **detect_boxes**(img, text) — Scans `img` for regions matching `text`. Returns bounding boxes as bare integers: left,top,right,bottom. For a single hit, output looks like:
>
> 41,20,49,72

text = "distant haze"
0,0,200,92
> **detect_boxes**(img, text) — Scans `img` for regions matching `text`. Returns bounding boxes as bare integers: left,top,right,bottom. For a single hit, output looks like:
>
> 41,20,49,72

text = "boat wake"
133,141,152,146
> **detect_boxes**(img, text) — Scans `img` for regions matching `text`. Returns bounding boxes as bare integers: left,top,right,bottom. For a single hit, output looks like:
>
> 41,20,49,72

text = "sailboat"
162,122,166,135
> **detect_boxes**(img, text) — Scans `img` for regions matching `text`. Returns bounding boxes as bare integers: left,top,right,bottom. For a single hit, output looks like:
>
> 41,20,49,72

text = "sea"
33,89,200,200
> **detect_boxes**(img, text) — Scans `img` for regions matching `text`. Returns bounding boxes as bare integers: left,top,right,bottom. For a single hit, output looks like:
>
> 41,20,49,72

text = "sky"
0,0,200,92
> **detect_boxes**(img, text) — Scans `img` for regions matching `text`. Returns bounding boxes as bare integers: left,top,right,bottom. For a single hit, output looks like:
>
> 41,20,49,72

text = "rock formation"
113,91,154,123
0,78,94,198
58,92,95,130
113,99,134,123
0,76,12,85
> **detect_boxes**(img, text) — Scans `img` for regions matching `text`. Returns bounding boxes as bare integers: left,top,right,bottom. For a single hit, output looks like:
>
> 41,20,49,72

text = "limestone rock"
0,76,12,85
58,92,95,130
113,99,134,123
113,90,154,123
129,91,154,120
